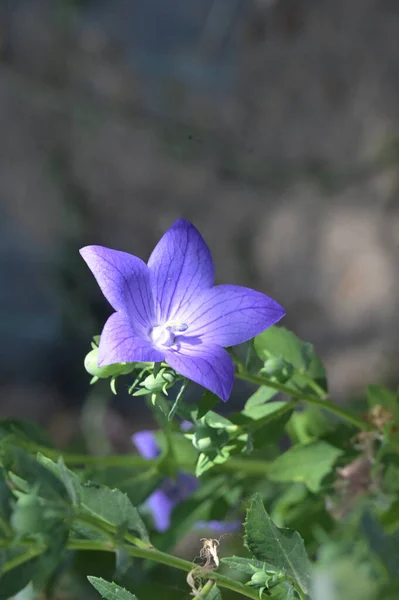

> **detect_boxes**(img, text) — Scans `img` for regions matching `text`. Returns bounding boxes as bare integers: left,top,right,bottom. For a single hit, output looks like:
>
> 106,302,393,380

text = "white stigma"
149,322,188,348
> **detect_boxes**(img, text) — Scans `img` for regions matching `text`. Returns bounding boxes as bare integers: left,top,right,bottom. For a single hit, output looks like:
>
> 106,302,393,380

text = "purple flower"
80,219,285,401
133,430,240,533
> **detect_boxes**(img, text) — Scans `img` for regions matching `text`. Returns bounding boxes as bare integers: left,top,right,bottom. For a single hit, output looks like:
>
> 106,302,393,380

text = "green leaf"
0,419,54,448
0,468,12,523
88,577,138,600
287,407,336,445
197,391,220,419
37,455,82,505
242,401,288,421
195,446,234,476
85,466,162,507
7,449,69,502
206,585,223,600
360,512,399,578
80,484,149,543
367,385,397,416
312,542,382,600
222,556,277,575
267,441,343,493
254,326,327,392
381,499,399,531
245,386,278,409
0,548,40,600
244,494,311,594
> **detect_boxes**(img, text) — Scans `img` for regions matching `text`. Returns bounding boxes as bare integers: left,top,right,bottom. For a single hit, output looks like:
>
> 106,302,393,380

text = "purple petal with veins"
80,218,285,401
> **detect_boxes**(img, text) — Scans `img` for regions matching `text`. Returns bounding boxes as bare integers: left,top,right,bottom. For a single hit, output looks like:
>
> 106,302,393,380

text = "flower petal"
98,312,165,365
80,245,155,336
195,520,241,532
176,284,285,347
147,489,175,532
165,343,234,401
147,219,214,323
133,431,160,459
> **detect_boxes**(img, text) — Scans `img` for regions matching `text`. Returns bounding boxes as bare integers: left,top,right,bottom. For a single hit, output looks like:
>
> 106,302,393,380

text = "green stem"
0,546,45,574
67,539,261,600
198,579,217,597
293,583,307,600
235,372,369,431
76,513,150,549
21,443,273,476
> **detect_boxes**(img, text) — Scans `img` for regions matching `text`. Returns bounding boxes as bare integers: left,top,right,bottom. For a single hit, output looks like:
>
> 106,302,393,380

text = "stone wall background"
0,0,398,436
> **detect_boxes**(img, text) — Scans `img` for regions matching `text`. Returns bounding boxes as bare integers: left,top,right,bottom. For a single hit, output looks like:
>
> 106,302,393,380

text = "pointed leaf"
88,577,138,600
244,494,311,594
80,484,149,543
267,441,343,493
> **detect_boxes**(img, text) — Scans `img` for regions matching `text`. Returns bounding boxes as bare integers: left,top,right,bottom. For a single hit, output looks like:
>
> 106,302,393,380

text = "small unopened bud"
84,347,135,379
261,357,294,383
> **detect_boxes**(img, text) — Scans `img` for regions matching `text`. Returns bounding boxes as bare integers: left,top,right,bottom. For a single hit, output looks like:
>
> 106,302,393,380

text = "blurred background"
0,0,398,445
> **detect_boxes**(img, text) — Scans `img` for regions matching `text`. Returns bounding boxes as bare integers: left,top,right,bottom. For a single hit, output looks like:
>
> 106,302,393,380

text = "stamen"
167,322,188,333
150,322,188,349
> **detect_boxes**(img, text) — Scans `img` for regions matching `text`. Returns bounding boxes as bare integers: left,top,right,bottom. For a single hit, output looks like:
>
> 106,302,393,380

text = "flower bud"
84,347,135,379
250,571,270,587
261,357,294,383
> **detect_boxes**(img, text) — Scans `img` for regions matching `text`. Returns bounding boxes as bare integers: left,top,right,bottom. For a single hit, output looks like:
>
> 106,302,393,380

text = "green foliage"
254,326,327,392
267,441,343,493
244,494,311,595
0,325,398,600
88,577,139,600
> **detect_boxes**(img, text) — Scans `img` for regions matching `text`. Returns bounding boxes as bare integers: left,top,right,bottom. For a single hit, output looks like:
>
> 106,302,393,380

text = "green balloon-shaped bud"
142,370,175,393
84,347,135,379
250,570,270,587
262,357,294,383
192,426,214,452
192,425,229,452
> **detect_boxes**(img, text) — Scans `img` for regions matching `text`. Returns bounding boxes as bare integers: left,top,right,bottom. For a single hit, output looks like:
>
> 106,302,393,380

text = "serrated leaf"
37,455,82,505
88,577,138,600
245,494,311,594
254,327,327,392
7,449,69,502
267,441,343,493
80,484,149,543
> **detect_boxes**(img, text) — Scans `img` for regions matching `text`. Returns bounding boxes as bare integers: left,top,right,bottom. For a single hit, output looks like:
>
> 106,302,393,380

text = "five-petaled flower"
80,219,285,400
133,430,241,533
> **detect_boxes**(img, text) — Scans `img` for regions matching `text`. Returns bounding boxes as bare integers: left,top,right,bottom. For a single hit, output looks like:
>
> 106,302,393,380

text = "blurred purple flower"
133,430,240,533
80,219,284,401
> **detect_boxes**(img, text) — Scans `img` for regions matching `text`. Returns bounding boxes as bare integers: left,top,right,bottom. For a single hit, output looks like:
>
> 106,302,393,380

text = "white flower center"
149,322,188,348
